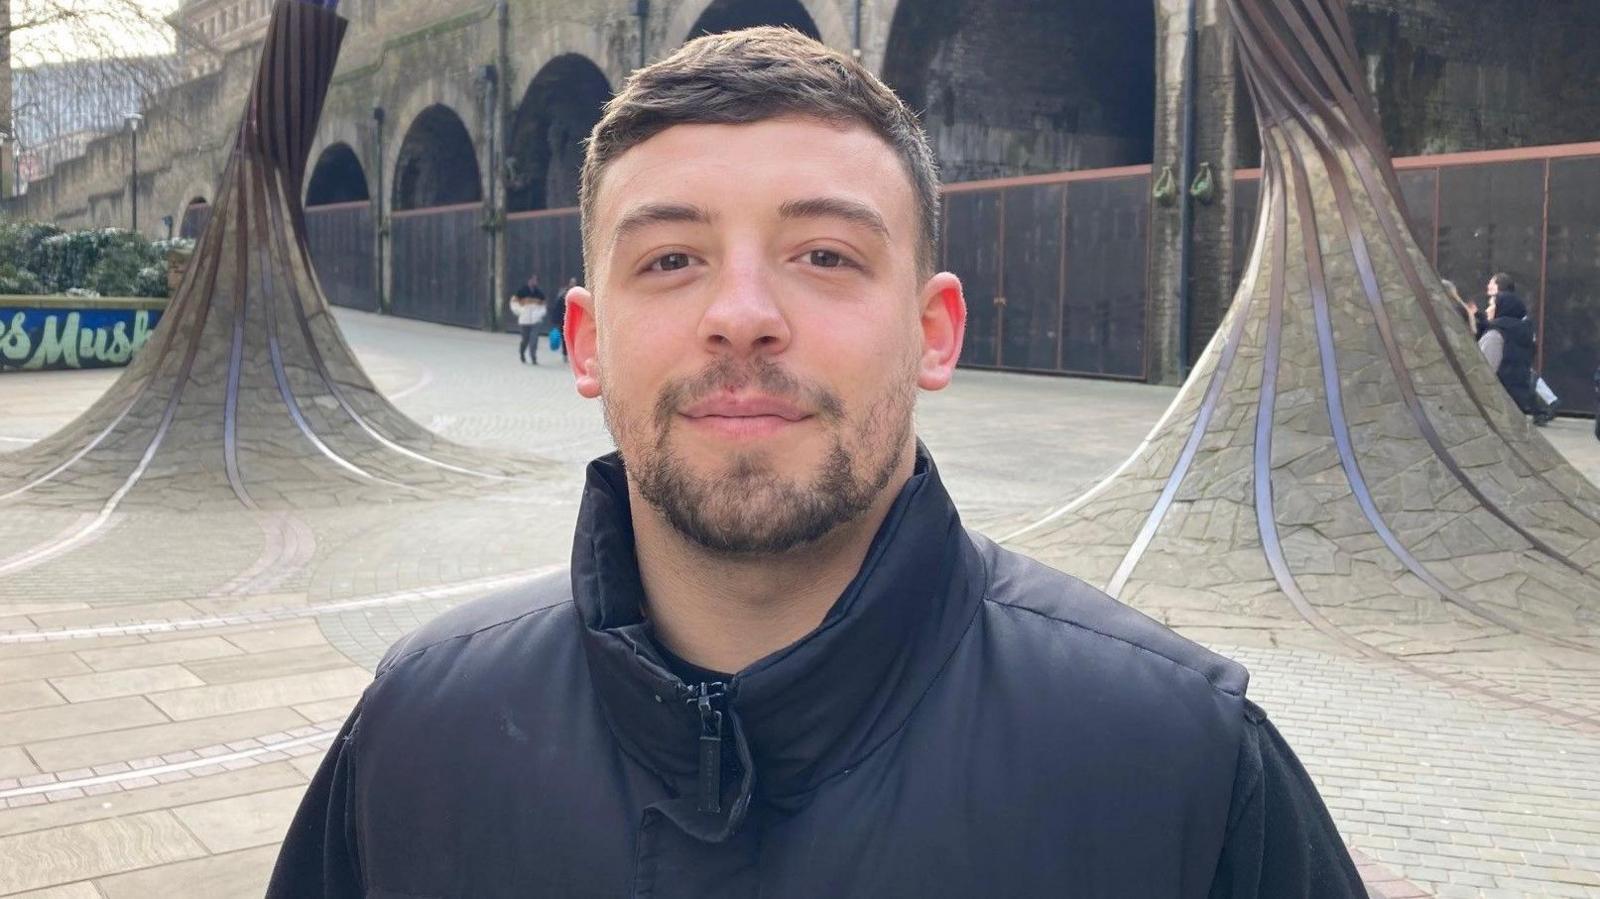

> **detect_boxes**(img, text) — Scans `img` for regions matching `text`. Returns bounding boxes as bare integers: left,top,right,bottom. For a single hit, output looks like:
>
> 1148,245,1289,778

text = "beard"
603,356,914,556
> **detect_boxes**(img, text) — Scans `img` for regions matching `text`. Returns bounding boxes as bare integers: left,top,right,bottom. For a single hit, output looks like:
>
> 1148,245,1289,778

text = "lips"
679,395,811,422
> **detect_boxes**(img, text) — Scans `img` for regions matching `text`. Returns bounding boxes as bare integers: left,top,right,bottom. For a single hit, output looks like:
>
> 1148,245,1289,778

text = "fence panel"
1436,160,1545,319
1396,168,1439,264
505,210,583,332
304,203,376,312
391,205,487,328
284,142,1597,411
945,191,1002,368
1000,183,1066,372
1544,155,1600,407
1061,174,1149,378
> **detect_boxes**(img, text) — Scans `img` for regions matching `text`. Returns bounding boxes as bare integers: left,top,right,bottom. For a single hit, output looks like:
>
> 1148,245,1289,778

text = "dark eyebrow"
610,202,713,251
779,197,891,241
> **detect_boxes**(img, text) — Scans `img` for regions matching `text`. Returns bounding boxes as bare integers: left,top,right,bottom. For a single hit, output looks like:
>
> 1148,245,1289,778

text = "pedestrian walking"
509,275,546,364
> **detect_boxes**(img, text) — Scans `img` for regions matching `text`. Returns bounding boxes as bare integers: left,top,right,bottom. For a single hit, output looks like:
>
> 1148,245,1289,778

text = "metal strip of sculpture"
0,0,535,529
1013,0,1600,671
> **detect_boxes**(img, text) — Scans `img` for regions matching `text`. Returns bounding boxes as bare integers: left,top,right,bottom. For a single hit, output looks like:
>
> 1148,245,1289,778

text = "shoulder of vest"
967,529,1250,699
374,567,574,678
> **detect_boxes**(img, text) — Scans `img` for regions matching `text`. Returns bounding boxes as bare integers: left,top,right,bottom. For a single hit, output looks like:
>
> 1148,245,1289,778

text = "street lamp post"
0,129,15,199
125,113,145,232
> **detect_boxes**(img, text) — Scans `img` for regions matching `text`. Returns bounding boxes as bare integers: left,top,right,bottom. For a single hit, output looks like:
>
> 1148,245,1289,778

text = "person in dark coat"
268,27,1364,899
1477,291,1540,416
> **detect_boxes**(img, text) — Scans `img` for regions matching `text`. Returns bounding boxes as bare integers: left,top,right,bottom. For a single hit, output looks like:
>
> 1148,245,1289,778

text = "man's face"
566,117,965,555
1486,277,1498,299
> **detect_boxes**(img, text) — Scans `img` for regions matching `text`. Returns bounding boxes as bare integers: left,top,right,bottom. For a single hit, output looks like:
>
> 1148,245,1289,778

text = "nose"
696,254,791,359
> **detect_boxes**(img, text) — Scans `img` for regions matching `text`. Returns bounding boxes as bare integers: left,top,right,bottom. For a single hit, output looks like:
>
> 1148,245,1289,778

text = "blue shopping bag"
549,328,563,352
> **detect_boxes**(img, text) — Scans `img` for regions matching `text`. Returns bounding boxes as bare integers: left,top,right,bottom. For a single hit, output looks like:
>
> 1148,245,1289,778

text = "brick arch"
506,23,627,107
305,143,372,207
169,178,215,237
506,53,613,213
662,0,852,53
380,82,485,211
305,118,372,205
878,0,1158,183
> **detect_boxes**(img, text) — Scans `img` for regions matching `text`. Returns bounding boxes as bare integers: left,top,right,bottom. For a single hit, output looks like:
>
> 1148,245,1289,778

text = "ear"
916,272,966,391
565,286,602,399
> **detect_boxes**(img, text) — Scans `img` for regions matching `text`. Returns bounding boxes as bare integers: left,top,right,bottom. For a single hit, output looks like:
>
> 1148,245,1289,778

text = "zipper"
686,681,727,814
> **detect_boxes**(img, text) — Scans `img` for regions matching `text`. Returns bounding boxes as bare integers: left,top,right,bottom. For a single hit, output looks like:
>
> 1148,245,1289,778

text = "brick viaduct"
4,0,1599,384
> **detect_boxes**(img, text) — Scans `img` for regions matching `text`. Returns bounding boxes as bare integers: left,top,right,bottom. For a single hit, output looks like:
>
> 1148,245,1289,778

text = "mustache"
654,357,845,428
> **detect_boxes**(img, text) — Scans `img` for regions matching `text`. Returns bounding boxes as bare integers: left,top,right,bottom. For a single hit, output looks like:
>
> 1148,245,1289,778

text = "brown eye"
652,253,692,272
809,250,844,268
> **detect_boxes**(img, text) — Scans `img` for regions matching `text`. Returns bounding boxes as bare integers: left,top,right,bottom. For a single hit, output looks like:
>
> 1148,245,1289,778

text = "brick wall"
1352,0,1600,155
882,0,1156,184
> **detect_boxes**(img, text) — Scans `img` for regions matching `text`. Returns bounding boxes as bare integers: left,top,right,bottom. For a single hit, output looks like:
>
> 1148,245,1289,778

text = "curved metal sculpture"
1015,0,1600,662
0,1,535,518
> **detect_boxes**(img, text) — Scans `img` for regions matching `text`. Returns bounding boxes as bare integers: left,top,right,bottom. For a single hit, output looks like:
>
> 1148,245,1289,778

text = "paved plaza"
1,309,1598,897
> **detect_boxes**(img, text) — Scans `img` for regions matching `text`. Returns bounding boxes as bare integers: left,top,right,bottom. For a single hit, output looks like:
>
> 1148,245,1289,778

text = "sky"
12,0,181,66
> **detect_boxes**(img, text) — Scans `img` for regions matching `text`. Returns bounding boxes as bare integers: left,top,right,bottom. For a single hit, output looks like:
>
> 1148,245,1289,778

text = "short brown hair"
580,27,941,277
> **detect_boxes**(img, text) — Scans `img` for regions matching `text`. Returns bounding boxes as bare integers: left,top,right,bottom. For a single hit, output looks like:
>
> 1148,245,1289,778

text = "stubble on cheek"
602,356,915,555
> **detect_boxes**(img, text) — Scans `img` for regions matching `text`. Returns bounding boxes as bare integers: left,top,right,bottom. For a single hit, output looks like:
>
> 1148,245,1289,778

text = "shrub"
0,222,177,297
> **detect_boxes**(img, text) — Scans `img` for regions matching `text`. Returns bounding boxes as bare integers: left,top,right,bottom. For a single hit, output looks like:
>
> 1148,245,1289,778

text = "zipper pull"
689,682,727,814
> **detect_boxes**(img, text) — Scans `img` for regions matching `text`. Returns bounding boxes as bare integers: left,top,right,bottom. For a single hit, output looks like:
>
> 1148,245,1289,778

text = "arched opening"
305,143,371,206
392,104,482,211
882,0,1156,183
180,196,211,239
688,0,820,39
506,55,612,213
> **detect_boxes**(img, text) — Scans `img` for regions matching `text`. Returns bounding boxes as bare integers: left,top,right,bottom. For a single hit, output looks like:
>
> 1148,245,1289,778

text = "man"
269,28,1363,898
511,274,546,364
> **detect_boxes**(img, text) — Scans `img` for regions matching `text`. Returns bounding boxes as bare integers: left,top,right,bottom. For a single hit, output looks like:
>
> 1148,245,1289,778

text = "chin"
679,436,818,476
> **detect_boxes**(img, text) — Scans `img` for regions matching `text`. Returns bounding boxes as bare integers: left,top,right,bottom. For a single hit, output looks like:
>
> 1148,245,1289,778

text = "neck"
630,455,913,675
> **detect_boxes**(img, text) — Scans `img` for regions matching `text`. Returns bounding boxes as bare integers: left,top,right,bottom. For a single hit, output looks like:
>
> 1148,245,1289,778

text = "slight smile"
679,395,813,439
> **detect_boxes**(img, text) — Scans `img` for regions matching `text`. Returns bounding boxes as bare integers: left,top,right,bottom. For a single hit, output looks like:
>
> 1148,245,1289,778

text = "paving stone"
0,653,92,686
0,763,308,840
168,785,306,854
49,665,206,703
0,810,206,894
94,845,279,899
145,667,373,721
0,698,168,747
7,882,103,899
26,708,309,773
0,746,41,780
75,636,245,672
0,681,66,715
181,644,351,684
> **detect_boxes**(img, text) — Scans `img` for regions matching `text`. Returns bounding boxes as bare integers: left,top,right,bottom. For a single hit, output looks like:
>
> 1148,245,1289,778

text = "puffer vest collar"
570,446,985,843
